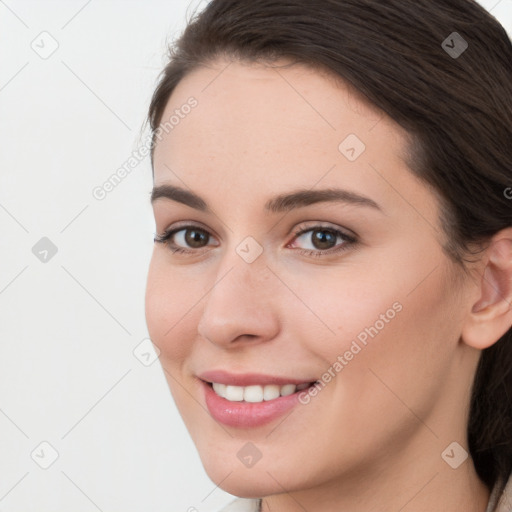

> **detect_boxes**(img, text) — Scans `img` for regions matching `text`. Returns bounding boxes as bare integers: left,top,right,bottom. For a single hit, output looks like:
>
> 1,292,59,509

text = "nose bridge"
197,243,280,346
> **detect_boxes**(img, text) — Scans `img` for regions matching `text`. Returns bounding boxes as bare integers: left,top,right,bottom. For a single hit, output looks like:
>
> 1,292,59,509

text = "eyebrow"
150,184,382,213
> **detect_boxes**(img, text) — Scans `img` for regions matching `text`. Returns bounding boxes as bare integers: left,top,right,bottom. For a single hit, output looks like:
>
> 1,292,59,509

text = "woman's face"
146,59,479,498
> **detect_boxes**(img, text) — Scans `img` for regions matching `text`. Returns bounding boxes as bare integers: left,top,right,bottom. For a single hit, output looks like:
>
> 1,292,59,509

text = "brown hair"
146,0,512,503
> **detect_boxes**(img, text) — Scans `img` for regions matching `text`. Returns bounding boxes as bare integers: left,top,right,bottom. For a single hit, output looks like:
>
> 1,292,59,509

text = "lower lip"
202,380,304,428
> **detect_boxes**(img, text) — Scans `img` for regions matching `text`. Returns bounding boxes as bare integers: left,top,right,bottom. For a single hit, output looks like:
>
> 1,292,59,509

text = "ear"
461,227,512,350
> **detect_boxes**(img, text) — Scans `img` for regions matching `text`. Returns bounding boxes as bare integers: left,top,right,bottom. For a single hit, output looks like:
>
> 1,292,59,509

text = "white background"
0,1,510,511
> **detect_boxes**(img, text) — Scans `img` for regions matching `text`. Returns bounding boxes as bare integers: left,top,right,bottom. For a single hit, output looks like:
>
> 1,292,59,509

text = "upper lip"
198,370,316,387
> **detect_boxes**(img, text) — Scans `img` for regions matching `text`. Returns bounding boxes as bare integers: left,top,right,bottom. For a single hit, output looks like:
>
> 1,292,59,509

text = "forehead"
152,58,422,216
154,58,391,157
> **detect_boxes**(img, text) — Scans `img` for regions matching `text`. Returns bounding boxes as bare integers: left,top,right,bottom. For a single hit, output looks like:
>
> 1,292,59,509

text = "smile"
198,371,319,428
210,382,312,403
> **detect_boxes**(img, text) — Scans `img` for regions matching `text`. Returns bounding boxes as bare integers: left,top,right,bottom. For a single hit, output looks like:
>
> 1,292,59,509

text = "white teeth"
224,385,244,401
280,384,296,396
244,385,264,403
212,382,226,396
263,384,280,401
211,382,310,402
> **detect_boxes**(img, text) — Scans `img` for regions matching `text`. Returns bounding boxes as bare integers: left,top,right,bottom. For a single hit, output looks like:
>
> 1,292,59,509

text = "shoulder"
217,497,260,512
487,473,512,512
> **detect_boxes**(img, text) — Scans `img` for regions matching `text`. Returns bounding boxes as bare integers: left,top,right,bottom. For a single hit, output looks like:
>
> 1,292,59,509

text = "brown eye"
183,228,210,248
309,229,338,250
294,228,341,251
154,225,219,253
289,225,357,257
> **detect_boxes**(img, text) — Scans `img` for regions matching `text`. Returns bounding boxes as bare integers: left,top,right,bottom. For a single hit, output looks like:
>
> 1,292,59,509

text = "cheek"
281,263,405,365
291,245,458,402
362,262,461,398
145,254,200,364
275,264,459,475
326,261,459,431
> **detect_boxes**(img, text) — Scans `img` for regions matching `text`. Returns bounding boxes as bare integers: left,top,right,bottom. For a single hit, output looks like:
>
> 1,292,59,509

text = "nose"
197,255,281,348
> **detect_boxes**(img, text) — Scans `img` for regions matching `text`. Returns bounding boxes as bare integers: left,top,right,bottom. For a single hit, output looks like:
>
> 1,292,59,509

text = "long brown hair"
146,0,512,502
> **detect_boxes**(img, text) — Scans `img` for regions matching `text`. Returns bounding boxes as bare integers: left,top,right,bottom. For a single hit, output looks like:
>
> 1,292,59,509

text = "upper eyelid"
162,220,351,235
162,222,356,246
293,222,356,237
163,220,217,237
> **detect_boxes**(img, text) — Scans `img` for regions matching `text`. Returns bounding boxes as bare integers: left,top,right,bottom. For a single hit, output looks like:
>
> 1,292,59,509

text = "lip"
198,370,317,428
198,369,314,387
201,380,308,428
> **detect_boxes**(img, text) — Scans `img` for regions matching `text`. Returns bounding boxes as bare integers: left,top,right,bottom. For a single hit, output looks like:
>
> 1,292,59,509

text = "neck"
260,445,490,512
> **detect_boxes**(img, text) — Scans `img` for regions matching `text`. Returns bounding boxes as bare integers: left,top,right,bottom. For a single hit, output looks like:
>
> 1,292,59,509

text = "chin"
200,451,307,498
205,469,275,499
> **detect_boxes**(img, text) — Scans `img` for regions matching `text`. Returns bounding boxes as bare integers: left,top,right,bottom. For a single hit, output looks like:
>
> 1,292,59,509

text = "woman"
144,1,512,510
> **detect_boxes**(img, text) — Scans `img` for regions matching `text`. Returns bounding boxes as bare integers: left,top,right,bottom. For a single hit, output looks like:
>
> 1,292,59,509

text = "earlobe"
461,229,512,350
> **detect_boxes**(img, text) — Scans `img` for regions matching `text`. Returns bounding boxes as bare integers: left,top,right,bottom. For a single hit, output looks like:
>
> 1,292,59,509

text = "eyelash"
154,222,357,258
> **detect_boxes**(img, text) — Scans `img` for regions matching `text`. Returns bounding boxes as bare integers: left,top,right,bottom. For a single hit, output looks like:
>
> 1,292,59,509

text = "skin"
145,58,512,511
